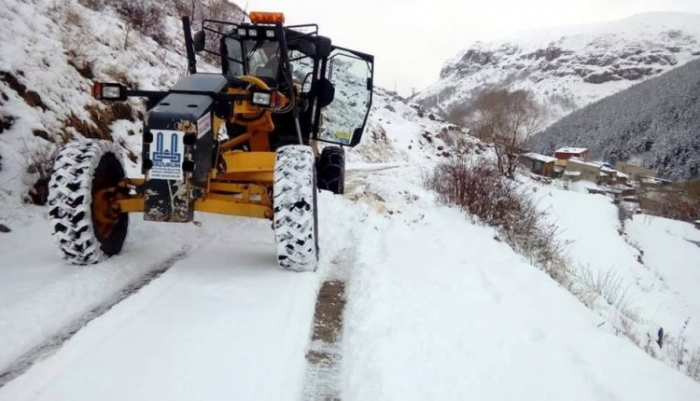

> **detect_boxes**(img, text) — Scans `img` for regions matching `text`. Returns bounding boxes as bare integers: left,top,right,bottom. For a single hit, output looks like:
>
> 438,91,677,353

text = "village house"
563,170,582,182
615,171,630,185
615,162,657,181
554,147,590,167
591,163,619,185
566,158,602,183
640,176,674,189
520,153,557,177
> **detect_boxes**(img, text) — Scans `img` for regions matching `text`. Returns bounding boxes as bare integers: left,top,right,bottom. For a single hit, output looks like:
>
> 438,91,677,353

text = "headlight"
252,92,272,107
92,82,125,101
266,30,275,38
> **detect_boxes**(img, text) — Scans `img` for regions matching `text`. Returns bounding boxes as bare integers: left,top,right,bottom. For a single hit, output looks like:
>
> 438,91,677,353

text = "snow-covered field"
2,1,700,400
341,168,700,401
532,180,700,375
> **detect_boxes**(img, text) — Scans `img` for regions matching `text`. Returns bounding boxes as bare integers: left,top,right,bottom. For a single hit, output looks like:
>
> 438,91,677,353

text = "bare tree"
114,0,168,45
170,0,196,18
196,0,245,22
472,89,541,178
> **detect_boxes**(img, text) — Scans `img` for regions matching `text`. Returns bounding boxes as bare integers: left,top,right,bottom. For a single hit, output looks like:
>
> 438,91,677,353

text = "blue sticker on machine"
149,130,185,180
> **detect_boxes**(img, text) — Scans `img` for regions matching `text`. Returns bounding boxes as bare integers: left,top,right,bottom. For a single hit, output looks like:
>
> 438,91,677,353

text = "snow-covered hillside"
530,180,700,376
415,12,700,127
341,171,700,400
0,0,201,216
529,57,700,180
2,1,700,400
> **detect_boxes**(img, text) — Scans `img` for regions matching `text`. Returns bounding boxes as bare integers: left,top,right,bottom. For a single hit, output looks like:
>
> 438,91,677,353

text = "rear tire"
317,146,345,195
48,140,128,265
273,145,318,272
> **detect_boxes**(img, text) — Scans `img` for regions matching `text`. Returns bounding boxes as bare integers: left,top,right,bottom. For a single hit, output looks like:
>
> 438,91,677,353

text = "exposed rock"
0,114,14,134
0,71,46,110
28,175,50,205
32,129,50,141
616,67,655,80
584,71,621,84
24,91,46,110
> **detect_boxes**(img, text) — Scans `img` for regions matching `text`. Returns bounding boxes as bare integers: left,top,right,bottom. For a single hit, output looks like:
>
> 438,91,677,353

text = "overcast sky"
253,0,700,96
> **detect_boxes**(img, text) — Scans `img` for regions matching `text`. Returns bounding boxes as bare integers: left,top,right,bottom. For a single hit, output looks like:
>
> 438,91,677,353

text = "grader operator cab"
47,12,374,272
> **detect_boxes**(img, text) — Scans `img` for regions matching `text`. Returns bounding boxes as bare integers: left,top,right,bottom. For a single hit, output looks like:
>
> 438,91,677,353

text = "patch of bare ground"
304,280,346,401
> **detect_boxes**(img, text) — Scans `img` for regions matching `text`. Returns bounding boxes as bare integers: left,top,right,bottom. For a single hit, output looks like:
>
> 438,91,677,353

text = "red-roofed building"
554,147,589,161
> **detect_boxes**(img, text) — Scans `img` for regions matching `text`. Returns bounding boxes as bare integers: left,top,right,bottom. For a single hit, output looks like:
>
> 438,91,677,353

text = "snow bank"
627,215,700,336
532,180,700,376
340,166,700,400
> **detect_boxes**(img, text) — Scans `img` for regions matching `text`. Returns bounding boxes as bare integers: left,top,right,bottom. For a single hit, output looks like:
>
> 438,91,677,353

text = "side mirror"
292,41,316,56
315,36,332,58
317,78,335,108
193,31,205,52
298,42,316,56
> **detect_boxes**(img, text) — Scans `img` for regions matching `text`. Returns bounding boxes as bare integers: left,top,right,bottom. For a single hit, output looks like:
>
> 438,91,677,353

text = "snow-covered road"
2,166,700,400
0,214,327,400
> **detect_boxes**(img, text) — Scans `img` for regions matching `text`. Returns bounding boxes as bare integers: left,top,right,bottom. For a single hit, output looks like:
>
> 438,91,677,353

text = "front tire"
273,145,318,272
48,140,128,265
317,146,345,195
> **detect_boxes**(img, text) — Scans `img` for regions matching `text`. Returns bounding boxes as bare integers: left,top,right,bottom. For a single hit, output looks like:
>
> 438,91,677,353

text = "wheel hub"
92,188,122,239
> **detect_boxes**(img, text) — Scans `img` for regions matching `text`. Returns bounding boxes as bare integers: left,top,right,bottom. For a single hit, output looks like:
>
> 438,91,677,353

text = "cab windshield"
223,36,280,80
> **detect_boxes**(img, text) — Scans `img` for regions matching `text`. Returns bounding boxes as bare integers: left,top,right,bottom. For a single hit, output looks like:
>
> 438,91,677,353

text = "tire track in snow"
0,247,190,388
303,177,369,400
303,279,347,401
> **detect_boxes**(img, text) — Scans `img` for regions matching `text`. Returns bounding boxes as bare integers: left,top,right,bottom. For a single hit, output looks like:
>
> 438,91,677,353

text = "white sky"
252,0,700,96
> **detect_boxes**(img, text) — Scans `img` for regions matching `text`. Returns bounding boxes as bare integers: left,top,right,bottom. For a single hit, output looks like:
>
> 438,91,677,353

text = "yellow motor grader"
47,12,374,271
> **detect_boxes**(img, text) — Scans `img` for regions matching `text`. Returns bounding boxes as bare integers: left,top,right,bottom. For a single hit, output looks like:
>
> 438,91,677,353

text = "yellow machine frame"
105,76,316,224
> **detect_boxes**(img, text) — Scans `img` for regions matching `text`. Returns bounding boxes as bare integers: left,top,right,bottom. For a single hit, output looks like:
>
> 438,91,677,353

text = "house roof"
654,177,674,183
568,158,602,169
564,171,581,176
587,161,617,174
521,153,557,163
555,147,588,154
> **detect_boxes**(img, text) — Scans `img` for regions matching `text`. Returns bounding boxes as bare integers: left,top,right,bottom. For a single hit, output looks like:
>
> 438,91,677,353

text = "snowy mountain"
415,12,700,127
2,1,700,400
529,57,700,180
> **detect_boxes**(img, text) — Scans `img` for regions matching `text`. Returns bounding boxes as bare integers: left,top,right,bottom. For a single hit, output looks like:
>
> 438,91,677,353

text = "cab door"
315,46,374,147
